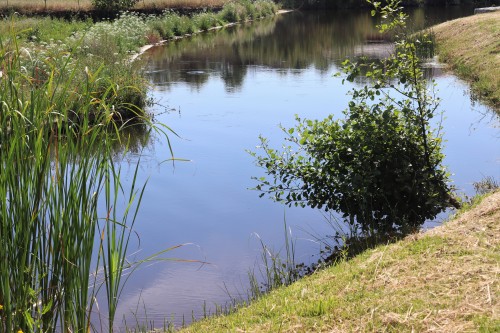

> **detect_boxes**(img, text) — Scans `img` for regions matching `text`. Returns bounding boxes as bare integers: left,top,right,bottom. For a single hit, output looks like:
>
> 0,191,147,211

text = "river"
112,7,499,330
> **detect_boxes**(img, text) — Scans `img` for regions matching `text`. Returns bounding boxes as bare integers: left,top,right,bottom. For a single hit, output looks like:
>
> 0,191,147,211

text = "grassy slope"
432,11,500,111
182,191,500,332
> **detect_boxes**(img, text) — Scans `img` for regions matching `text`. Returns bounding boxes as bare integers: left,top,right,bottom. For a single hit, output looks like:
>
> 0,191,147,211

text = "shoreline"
181,191,500,332
130,9,293,62
432,11,500,112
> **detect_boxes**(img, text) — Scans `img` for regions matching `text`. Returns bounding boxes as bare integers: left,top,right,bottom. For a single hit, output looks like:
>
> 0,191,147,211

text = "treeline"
276,0,499,9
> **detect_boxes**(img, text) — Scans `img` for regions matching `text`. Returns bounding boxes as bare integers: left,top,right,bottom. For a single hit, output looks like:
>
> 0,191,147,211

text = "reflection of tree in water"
145,7,474,92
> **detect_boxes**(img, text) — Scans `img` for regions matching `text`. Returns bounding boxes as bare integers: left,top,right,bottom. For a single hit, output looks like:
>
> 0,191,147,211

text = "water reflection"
116,7,498,330
146,7,475,92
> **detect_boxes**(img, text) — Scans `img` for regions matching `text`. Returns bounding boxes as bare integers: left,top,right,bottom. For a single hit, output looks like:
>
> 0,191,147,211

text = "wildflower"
0,304,3,310
17,330,23,333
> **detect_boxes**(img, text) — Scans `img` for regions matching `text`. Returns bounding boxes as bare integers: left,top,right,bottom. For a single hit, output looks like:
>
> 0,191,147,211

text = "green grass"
179,191,500,332
432,12,500,112
0,25,191,332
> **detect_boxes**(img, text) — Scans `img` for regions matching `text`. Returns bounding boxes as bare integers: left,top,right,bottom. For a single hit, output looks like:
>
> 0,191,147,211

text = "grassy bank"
181,191,500,332
432,11,500,111
0,0,278,121
0,0,228,13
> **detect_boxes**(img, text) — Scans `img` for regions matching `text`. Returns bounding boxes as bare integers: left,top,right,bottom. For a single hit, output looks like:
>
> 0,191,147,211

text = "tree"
92,0,139,12
250,0,457,237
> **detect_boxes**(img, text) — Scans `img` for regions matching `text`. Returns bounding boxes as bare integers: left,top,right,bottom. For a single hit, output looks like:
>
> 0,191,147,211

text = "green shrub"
150,14,176,39
254,0,278,18
219,1,248,23
194,12,221,31
92,0,139,12
251,0,455,236
164,13,195,36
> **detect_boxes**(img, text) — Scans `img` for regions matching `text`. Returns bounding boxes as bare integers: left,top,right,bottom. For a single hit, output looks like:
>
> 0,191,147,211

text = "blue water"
112,9,499,329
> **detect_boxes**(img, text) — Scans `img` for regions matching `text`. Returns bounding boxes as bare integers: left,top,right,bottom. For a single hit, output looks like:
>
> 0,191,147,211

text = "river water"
113,8,499,330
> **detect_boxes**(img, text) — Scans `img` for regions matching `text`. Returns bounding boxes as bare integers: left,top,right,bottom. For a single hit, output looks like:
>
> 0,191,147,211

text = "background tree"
92,0,139,12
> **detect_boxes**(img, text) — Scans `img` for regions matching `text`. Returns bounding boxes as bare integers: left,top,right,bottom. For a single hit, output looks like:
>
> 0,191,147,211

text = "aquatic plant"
0,33,173,332
248,221,304,300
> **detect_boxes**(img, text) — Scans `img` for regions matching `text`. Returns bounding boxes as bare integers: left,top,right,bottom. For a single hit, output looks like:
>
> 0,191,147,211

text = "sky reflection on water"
114,8,499,330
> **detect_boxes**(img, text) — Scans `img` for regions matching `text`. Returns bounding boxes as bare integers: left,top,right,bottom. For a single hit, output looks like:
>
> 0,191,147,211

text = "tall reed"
0,33,158,332
248,221,303,300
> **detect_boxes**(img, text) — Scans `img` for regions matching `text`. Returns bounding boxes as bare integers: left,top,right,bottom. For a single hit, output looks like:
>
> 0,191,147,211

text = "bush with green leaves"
92,0,139,12
193,12,222,31
250,0,456,236
219,0,250,23
254,0,278,18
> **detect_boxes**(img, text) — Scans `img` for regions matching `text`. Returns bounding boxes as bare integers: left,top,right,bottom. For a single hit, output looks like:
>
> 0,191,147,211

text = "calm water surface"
114,8,499,329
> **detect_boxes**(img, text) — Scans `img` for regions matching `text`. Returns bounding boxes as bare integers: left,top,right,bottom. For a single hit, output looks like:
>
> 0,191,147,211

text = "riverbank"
131,9,292,62
0,0,227,16
181,191,500,332
0,0,279,122
432,11,500,112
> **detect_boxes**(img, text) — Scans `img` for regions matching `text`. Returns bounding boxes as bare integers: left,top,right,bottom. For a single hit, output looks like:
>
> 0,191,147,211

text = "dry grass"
183,191,500,332
432,11,500,111
0,0,229,11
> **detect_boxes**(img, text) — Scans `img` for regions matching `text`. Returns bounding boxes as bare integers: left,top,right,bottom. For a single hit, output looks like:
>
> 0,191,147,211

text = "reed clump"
0,34,154,332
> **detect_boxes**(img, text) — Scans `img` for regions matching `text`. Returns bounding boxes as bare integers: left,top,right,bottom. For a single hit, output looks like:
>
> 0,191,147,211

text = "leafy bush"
219,1,249,23
251,0,456,236
254,0,278,18
92,0,139,12
149,13,176,39
75,12,148,53
193,12,221,31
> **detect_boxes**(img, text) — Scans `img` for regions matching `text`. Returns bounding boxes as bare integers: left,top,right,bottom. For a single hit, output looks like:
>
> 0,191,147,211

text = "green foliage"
0,37,136,332
193,12,221,31
218,0,277,23
253,0,278,18
251,0,454,236
92,0,139,12
219,0,252,23
0,25,183,331
146,1,277,40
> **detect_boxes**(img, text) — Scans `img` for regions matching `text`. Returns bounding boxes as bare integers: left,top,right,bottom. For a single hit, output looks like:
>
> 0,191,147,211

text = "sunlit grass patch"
433,11,500,111
181,191,500,332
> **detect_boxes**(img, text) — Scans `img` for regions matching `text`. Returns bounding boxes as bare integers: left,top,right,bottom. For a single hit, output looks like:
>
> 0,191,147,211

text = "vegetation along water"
433,10,500,110
0,1,278,332
0,0,498,331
